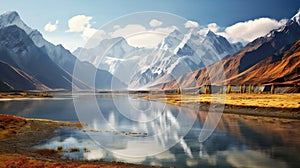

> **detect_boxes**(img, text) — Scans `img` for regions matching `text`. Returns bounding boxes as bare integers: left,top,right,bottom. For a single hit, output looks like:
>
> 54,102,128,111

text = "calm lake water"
0,93,299,168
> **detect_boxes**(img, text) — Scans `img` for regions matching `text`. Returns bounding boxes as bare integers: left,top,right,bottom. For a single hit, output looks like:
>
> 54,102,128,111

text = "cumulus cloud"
113,25,121,30
65,15,175,48
65,14,287,50
110,24,147,38
82,27,98,39
66,14,106,42
44,20,59,32
207,23,220,33
126,26,177,48
110,24,176,48
149,19,163,27
219,18,287,42
197,22,220,35
184,20,199,28
84,29,107,48
67,15,93,32
155,26,177,35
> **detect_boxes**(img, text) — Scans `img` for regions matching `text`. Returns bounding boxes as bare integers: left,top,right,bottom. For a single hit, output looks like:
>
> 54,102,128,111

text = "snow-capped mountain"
0,11,33,34
0,11,126,90
130,29,242,88
74,38,152,86
0,25,88,90
291,10,300,26
0,11,80,74
74,37,135,65
74,28,242,89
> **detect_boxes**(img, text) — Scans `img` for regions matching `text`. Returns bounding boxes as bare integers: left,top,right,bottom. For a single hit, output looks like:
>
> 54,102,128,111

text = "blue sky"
0,0,299,51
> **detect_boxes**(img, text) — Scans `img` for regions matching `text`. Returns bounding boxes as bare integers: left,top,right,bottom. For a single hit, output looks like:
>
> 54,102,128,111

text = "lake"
0,93,299,167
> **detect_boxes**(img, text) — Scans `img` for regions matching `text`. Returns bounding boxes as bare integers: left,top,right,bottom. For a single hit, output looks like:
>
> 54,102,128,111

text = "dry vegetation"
145,93,300,108
144,93,300,119
0,154,149,168
0,92,53,99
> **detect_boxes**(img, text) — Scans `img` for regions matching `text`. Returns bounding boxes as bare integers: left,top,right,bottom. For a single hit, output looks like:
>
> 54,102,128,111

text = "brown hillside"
227,39,300,85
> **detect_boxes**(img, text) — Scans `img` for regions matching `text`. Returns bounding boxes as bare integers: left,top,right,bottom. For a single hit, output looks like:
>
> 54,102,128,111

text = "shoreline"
193,102,300,119
0,114,153,168
144,93,300,119
0,93,299,166
0,92,53,99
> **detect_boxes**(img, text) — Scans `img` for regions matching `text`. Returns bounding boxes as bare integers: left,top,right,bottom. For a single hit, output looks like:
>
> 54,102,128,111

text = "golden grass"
0,115,27,139
34,149,61,155
0,114,83,140
0,154,106,168
145,93,300,108
0,92,53,99
0,154,151,168
30,118,84,129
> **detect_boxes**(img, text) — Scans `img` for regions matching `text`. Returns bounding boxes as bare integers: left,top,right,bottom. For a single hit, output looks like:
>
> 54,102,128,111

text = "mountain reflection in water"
0,93,299,167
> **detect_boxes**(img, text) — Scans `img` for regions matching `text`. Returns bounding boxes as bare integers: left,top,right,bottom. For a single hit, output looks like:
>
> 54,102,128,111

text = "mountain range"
0,10,299,91
73,27,242,89
160,10,300,90
0,11,125,91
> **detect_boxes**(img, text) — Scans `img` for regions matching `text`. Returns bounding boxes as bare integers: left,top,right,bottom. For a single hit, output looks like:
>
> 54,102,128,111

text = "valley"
0,5,299,168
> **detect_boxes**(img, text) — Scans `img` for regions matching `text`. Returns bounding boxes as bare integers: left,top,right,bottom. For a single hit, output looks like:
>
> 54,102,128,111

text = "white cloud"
82,27,98,39
44,20,59,32
149,19,163,27
110,24,176,48
184,20,199,28
197,22,220,36
207,23,220,33
113,25,121,30
66,14,106,44
127,34,163,48
219,18,287,42
67,15,93,32
126,26,177,48
84,29,107,48
155,26,177,35
197,29,208,36
43,34,83,52
110,24,147,38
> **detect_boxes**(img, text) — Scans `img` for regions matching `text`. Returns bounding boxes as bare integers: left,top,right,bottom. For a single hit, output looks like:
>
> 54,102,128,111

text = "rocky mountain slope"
0,61,49,91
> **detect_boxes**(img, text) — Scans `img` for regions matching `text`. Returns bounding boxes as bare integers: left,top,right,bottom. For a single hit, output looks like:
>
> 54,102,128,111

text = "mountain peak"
266,9,300,39
0,11,32,34
291,9,300,25
206,30,216,37
169,29,182,37
0,11,21,25
205,30,222,42
3,11,20,18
